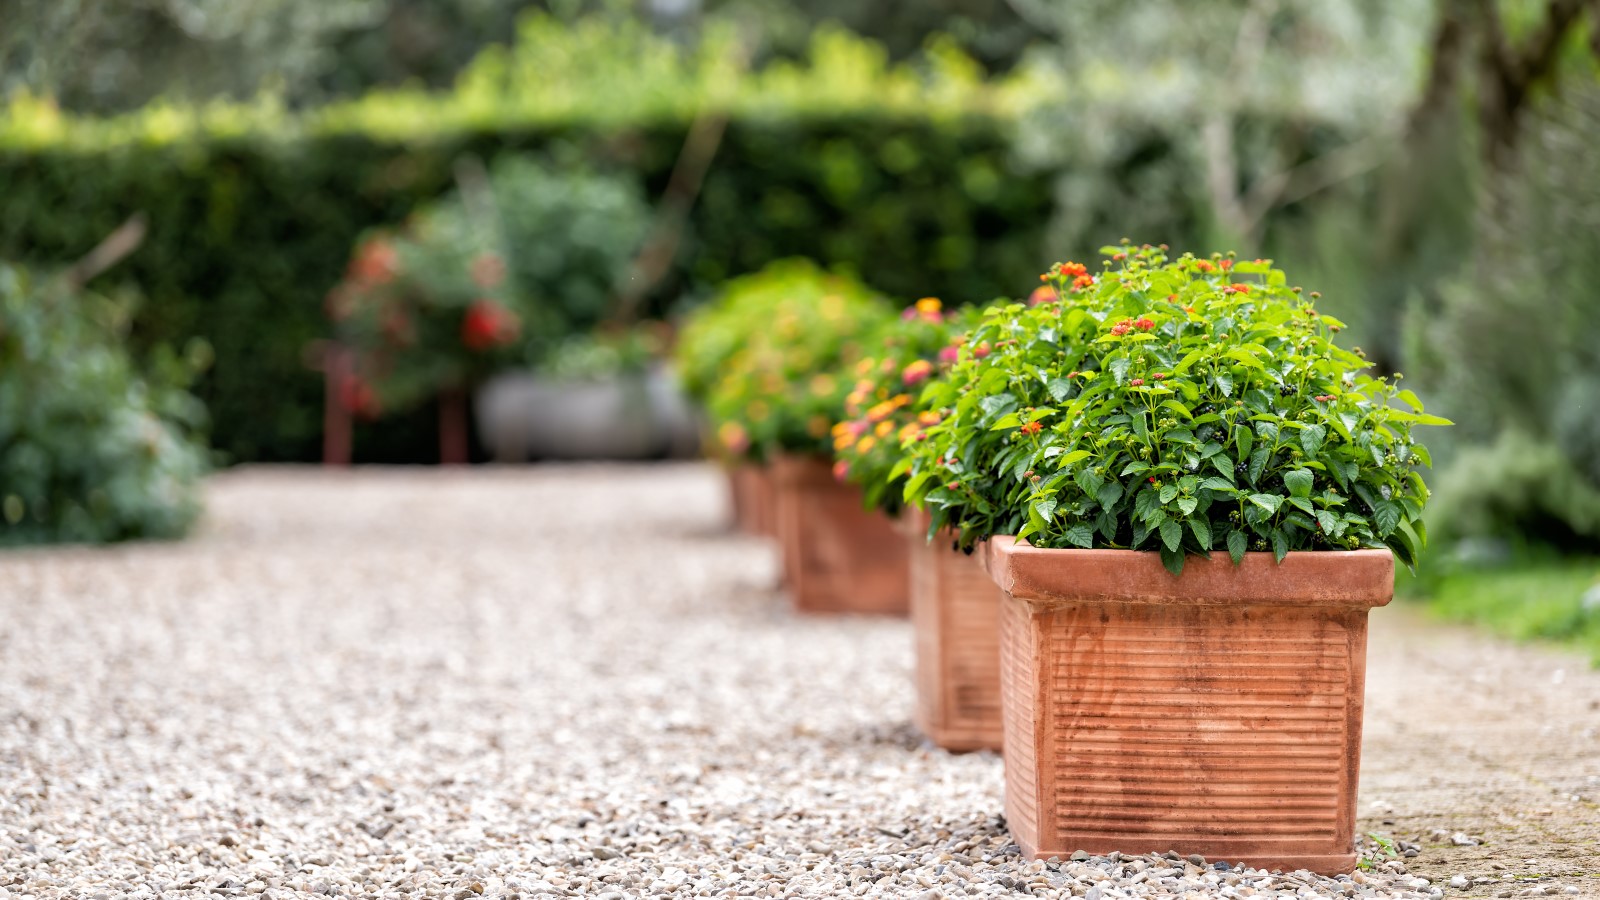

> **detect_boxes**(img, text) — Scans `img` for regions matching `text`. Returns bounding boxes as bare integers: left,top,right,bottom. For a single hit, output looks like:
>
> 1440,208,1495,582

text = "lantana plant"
694,260,894,461
900,242,1450,574
831,298,978,512
327,222,527,417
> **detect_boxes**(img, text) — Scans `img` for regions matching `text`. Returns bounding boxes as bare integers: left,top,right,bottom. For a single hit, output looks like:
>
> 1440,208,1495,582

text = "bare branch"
1240,130,1399,232
62,213,147,289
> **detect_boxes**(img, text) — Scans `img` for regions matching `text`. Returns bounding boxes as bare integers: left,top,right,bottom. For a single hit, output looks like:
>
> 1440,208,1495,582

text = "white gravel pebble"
0,465,1447,898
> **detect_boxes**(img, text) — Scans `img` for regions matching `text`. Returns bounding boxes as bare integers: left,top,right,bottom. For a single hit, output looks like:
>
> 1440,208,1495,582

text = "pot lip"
982,535,1394,609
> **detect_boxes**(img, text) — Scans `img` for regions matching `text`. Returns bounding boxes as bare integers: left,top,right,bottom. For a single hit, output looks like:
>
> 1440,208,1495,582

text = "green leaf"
1411,443,1433,468
1288,496,1314,514
1096,481,1124,509
1062,524,1095,548
1032,498,1058,522
1159,543,1186,576
1160,399,1194,420
1159,519,1183,552
1134,488,1160,522
1201,476,1236,492
1315,509,1342,536
1227,528,1247,564
1300,424,1326,456
1283,468,1314,498
1057,449,1092,468
1047,378,1074,402
1177,496,1198,516
1248,493,1284,514
1373,500,1402,537
1130,410,1148,440
1109,356,1132,386
1189,516,1212,549
1215,371,1234,397
1075,467,1105,498
1159,484,1179,504
1247,448,1270,484
989,413,1022,431
1271,528,1289,563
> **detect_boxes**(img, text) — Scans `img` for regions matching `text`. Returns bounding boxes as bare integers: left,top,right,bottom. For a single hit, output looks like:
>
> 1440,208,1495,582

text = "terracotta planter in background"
906,508,1004,752
722,463,778,536
985,537,1393,875
750,464,777,537
725,464,751,531
772,456,908,615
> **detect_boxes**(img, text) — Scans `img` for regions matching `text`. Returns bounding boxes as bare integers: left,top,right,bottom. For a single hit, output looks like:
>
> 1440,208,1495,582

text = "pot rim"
983,536,1394,609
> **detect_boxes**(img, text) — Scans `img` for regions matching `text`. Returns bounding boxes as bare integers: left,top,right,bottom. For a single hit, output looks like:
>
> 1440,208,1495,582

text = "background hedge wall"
0,113,1053,463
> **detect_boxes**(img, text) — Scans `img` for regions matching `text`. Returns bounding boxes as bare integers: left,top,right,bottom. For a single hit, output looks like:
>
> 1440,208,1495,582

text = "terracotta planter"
725,464,751,531
906,508,1004,751
750,465,777,538
772,455,908,615
722,464,778,536
985,537,1393,875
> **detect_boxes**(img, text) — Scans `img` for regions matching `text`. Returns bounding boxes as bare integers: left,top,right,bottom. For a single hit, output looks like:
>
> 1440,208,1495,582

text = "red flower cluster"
1020,420,1044,435
340,375,381,419
1109,317,1156,336
1130,378,1145,387
461,299,521,351
471,253,506,289
1224,283,1250,294
1314,394,1336,402
1151,372,1166,380
349,239,399,286
1071,274,1095,291
1029,286,1057,306
1060,261,1089,278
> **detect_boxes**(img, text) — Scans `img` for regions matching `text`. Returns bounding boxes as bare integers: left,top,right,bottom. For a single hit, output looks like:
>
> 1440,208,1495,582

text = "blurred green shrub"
0,19,1052,463
330,155,650,415
0,262,208,546
689,259,894,461
1410,88,1600,548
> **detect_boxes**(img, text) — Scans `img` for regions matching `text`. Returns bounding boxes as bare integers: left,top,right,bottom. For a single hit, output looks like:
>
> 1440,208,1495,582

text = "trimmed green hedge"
0,23,1056,462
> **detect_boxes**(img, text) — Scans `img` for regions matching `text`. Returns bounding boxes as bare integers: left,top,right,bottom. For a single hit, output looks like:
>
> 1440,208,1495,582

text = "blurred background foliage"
0,0,1598,619
0,262,209,545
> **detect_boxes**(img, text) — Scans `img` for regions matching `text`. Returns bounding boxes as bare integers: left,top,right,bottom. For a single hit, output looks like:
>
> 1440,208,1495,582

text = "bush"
831,298,979,513
900,243,1449,574
0,20,1054,463
697,260,893,461
1400,88,1600,551
329,155,651,415
0,263,208,545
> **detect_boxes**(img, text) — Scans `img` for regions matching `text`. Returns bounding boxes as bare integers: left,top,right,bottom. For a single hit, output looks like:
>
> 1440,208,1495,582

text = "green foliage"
832,298,980,514
1408,553,1600,665
697,260,894,461
330,155,650,414
1424,430,1600,551
0,19,1051,463
1411,88,1600,546
539,325,664,382
0,263,208,546
902,243,1448,573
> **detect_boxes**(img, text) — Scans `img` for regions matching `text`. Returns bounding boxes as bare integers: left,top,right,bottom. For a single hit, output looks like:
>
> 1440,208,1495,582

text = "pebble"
0,467,1493,899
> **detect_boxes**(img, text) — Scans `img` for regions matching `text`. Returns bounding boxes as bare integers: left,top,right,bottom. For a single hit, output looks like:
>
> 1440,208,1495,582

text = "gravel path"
1,465,1596,899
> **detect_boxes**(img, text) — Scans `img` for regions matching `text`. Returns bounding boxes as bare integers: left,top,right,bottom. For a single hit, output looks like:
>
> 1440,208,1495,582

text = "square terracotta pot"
984,537,1393,875
906,508,1004,751
751,464,777,538
772,455,908,615
725,463,777,537
725,463,751,531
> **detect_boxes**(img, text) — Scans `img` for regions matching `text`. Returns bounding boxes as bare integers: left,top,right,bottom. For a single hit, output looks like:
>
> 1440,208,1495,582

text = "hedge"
0,21,1057,463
